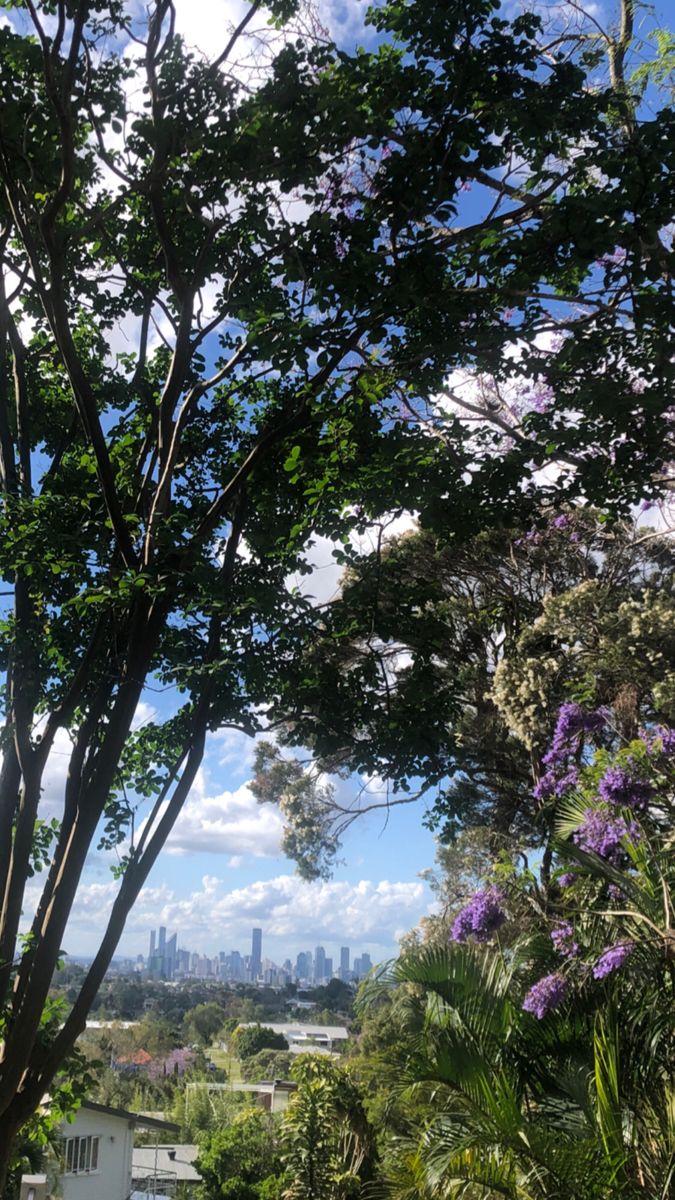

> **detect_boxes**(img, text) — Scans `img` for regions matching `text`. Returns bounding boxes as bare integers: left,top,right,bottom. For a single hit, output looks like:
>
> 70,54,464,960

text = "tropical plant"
359,713,675,1199
282,1055,377,1200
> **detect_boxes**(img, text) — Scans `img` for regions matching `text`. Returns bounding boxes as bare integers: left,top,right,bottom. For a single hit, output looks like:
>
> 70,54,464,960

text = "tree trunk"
0,1114,20,1197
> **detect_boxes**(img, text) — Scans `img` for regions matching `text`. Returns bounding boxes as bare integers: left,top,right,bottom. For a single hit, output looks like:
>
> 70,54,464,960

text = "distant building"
237,1022,349,1054
314,945,326,983
339,946,350,980
324,956,333,978
251,927,262,979
353,952,372,979
296,951,309,981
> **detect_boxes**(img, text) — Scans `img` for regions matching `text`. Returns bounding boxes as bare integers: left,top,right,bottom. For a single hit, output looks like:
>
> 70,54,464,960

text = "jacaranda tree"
0,0,672,1175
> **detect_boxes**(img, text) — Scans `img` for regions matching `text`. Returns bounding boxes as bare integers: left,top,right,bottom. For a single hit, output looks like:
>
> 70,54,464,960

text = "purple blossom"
450,887,505,944
558,872,577,888
529,384,554,413
595,247,627,267
522,972,568,1019
533,766,579,803
597,766,653,811
543,704,606,769
574,807,641,865
550,922,579,958
592,942,635,980
538,705,607,801
644,725,675,754
552,514,571,529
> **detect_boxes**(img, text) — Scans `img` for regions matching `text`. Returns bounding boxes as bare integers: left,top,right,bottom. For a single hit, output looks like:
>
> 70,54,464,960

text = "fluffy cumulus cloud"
56,872,430,958
138,781,285,859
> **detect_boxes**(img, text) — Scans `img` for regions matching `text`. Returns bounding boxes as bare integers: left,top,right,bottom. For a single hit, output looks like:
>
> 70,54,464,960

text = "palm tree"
361,934,673,1200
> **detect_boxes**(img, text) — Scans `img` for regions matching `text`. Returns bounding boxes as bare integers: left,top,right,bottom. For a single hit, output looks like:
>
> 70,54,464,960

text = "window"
62,1135,100,1174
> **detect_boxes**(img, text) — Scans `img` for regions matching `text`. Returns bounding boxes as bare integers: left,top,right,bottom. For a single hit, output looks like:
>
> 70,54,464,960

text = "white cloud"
287,511,418,606
57,871,430,957
140,781,285,859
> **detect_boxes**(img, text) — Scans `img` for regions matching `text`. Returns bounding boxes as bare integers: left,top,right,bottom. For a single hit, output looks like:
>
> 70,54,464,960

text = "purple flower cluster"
592,942,635,980
641,725,675,755
533,766,578,803
558,872,577,889
597,765,653,811
450,887,506,944
550,922,579,958
543,704,606,770
534,703,606,805
574,808,641,865
522,972,568,1019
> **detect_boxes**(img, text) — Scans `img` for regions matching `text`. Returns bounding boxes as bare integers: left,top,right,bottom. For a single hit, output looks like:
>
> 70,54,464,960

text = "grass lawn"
209,1046,242,1081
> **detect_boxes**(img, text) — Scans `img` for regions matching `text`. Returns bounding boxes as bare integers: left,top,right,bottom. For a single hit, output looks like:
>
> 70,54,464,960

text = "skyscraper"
165,931,177,980
314,945,326,983
148,929,156,961
340,946,350,980
158,926,166,957
251,927,262,979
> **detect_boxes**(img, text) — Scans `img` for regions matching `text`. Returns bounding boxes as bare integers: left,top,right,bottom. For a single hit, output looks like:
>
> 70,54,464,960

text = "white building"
237,1022,349,1053
53,1100,178,1200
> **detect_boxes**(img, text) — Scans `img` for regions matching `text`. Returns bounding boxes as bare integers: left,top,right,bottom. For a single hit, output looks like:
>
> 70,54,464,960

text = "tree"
239,1049,294,1083
232,1024,288,1060
0,0,672,1173
256,515,675,866
282,1056,377,1200
197,1106,283,1200
183,1002,228,1047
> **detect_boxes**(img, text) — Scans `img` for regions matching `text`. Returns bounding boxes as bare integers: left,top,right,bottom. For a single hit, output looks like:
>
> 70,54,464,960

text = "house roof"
132,1144,201,1182
238,1022,349,1039
81,1100,180,1134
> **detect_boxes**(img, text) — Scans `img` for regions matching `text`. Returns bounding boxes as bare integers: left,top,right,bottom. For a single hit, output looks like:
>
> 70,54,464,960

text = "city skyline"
143,923,374,985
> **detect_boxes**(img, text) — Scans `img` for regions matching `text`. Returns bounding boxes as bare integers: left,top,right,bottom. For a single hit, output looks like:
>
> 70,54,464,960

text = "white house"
237,1022,349,1053
53,1100,178,1200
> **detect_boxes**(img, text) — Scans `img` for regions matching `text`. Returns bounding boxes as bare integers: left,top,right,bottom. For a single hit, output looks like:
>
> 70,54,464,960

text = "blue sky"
15,0,673,967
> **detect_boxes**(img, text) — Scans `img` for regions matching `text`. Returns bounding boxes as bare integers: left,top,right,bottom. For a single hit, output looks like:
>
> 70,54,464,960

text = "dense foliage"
0,0,673,1178
355,710,675,1199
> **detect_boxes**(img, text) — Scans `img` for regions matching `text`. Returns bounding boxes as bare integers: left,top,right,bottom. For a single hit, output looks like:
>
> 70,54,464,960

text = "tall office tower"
165,932,177,980
360,952,372,974
149,929,156,960
314,945,326,983
340,946,350,979
324,957,333,978
158,925,166,955
251,927,263,979
296,951,309,980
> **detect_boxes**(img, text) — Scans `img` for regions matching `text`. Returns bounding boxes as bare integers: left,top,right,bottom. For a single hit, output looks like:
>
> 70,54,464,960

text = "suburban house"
49,1100,178,1199
237,1021,349,1054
